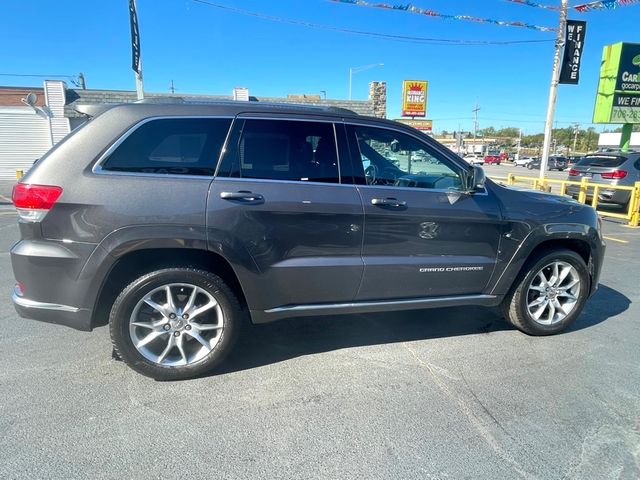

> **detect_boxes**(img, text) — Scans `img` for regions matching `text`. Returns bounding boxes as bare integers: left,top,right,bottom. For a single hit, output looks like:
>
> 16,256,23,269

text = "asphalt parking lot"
0,182,639,479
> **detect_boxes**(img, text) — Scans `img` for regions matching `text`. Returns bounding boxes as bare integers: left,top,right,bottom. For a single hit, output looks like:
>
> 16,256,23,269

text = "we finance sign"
594,42,640,124
402,80,428,118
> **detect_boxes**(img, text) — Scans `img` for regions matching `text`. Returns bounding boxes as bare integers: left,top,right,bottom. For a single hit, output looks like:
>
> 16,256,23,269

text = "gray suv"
11,102,605,380
566,152,640,207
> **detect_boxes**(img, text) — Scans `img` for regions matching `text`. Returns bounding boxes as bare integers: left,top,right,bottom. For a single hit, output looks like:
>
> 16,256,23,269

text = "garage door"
0,108,52,180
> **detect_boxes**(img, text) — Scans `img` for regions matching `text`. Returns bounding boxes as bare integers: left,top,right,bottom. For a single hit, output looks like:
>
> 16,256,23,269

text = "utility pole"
169,80,176,94
516,128,522,161
539,0,568,182
572,123,580,154
472,104,480,154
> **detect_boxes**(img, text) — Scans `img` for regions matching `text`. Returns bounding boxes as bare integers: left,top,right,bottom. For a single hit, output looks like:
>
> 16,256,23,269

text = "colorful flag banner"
329,0,557,32
574,0,640,12
504,0,561,11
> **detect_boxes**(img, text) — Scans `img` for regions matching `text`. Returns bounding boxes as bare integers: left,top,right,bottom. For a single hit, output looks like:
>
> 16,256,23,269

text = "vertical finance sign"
402,80,428,117
129,0,141,74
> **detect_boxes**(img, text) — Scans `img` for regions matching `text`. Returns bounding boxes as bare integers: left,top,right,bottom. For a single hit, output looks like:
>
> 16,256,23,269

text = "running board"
251,294,500,324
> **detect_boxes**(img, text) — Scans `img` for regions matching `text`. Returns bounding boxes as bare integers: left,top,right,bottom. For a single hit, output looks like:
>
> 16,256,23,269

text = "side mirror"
468,165,486,192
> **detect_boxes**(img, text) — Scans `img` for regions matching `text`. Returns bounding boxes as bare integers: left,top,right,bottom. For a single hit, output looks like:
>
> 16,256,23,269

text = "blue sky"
0,0,638,133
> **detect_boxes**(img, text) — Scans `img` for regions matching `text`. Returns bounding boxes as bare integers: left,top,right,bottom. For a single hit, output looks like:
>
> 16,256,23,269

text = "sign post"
539,0,569,183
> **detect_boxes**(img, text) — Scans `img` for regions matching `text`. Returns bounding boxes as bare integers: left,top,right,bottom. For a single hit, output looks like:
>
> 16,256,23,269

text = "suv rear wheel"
109,268,241,380
502,249,589,335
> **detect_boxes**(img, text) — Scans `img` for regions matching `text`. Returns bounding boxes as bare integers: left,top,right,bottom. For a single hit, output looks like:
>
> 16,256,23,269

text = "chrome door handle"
371,198,406,207
220,191,264,201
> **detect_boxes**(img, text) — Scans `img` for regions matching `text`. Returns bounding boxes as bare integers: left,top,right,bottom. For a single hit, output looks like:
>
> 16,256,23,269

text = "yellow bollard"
507,173,515,186
629,182,640,227
16,170,24,180
577,177,588,204
591,186,599,209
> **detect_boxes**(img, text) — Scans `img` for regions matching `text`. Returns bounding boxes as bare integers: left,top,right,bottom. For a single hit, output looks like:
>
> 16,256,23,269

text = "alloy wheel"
129,283,224,366
526,261,581,326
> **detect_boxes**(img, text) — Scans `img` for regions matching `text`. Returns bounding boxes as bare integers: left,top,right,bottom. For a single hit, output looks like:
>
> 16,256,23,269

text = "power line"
190,0,554,45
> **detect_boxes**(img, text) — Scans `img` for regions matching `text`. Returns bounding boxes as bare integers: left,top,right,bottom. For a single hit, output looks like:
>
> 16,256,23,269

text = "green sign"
593,42,640,124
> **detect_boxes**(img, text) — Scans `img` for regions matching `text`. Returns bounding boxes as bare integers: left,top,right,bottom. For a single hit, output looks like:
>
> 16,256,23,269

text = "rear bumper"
11,239,99,331
12,292,92,331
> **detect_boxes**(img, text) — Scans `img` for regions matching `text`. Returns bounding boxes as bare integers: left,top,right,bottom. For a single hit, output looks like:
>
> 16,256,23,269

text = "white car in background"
463,154,484,165
514,156,536,167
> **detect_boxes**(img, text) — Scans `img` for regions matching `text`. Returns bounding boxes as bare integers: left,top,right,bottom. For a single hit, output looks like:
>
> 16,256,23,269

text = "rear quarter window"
101,118,232,176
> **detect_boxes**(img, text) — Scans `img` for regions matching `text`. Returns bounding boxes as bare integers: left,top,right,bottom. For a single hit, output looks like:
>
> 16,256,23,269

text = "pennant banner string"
329,0,557,32
503,0,561,11
574,0,640,12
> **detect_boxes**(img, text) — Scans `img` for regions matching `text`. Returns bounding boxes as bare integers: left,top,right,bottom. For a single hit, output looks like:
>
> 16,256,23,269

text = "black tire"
527,163,534,170
501,249,589,336
109,268,242,380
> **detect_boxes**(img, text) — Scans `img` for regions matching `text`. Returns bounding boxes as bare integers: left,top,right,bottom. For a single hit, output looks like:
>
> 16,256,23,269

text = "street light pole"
539,0,568,182
348,63,384,100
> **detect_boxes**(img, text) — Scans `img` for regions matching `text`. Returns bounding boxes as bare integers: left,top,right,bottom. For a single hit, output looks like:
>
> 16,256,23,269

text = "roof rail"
136,97,359,115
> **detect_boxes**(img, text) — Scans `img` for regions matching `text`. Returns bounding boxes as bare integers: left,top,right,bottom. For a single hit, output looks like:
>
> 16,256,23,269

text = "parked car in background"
568,155,584,167
463,154,484,165
526,156,568,171
483,152,502,165
514,156,536,167
566,152,640,207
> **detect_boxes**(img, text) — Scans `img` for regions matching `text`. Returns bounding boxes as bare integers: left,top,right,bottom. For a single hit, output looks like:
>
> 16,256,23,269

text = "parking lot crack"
402,342,539,480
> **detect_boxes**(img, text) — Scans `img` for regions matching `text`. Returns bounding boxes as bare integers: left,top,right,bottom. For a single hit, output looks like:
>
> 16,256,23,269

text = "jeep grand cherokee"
11,102,605,380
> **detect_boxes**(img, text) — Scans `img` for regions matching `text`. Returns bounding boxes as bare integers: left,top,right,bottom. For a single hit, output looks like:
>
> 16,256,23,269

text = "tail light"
12,183,63,222
568,169,579,176
600,170,627,179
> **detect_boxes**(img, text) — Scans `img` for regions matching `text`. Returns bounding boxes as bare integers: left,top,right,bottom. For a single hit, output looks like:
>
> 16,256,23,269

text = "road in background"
0,202,638,478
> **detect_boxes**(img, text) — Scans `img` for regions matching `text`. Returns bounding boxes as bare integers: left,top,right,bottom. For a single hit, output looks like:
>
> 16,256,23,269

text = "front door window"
352,126,463,191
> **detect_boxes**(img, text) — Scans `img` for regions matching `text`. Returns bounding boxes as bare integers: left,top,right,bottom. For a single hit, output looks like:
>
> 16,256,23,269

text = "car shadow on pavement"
211,284,629,376
566,284,630,332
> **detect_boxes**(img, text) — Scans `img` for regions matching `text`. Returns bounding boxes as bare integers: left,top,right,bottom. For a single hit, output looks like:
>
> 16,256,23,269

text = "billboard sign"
395,119,433,133
401,80,428,117
594,42,640,124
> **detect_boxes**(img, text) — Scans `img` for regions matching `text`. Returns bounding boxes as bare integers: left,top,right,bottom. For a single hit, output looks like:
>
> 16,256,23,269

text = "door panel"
207,118,364,311
208,179,364,310
357,186,502,299
345,123,503,300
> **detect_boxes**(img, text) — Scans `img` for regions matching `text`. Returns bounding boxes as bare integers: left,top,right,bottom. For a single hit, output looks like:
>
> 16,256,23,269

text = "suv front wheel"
109,268,241,380
502,249,589,335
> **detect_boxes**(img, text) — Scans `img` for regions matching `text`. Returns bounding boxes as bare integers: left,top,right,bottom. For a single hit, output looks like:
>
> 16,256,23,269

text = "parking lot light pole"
349,63,383,100
539,0,568,182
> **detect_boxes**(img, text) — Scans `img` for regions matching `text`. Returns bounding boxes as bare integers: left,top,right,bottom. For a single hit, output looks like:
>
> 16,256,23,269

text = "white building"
0,81,70,180
598,132,640,150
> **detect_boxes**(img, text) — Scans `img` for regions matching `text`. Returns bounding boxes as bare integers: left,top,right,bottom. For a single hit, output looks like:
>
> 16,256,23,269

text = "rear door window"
218,119,340,183
102,118,232,176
